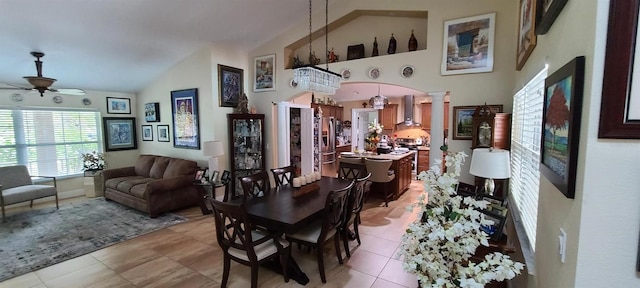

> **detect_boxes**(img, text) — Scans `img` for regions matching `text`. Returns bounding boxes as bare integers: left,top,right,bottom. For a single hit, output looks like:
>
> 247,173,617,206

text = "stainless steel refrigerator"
320,115,337,177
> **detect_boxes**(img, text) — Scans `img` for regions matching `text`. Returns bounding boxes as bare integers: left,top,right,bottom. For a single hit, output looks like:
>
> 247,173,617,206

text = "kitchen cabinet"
379,104,398,131
311,103,343,122
417,149,430,174
227,113,266,195
421,102,449,131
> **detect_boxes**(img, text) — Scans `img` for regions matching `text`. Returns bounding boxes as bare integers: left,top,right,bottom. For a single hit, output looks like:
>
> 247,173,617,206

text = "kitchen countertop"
339,150,416,161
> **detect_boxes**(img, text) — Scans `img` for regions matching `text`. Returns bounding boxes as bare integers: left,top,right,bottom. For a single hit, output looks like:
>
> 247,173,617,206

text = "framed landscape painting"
106,97,131,114
171,88,200,149
253,54,276,92
540,56,585,199
218,64,243,108
453,104,503,140
103,117,137,151
441,13,495,75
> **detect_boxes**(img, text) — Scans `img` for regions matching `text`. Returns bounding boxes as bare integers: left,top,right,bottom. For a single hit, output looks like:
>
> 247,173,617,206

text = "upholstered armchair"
0,165,58,222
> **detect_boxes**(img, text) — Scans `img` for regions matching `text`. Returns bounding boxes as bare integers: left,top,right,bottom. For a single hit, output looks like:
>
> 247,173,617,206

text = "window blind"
0,108,101,177
510,67,547,251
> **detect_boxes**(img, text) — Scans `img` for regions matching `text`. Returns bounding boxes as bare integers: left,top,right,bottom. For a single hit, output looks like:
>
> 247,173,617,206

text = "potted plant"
398,150,524,287
365,122,383,151
82,151,106,176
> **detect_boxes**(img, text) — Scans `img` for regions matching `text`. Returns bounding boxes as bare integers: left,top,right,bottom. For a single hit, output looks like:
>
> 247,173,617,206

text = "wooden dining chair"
337,158,366,180
239,170,271,202
341,172,371,258
270,165,296,187
209,198,290,288
285,180,354,283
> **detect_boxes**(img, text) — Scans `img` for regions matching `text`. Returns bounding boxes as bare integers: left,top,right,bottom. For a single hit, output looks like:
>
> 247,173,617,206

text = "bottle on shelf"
387,33,397,54
408,29,418,51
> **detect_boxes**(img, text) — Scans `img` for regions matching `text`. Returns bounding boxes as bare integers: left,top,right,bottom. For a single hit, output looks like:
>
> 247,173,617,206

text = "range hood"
396,95,421,129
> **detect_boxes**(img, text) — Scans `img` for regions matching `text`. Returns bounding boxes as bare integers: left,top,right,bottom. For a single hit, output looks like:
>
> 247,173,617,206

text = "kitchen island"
339,151,415,201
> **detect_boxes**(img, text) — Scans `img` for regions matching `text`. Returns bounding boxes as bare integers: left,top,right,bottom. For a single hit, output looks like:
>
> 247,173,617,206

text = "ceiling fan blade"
1,83,32,90
49,88,86,95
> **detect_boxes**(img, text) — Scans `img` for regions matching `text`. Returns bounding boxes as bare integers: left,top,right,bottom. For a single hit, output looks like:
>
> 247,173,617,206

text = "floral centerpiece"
81,151,106,171
398,150,524,287
365,122,383,151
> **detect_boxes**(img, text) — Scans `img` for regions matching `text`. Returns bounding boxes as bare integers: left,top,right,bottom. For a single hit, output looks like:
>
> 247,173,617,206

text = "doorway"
351,108,379,152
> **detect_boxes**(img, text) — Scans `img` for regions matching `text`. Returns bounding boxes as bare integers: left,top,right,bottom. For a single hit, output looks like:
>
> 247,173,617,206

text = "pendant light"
293,0,341,95
369,85,388,109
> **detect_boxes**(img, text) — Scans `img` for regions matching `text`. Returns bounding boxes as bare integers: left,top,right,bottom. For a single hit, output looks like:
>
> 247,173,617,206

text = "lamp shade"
469,148,511,179
203,141,224,157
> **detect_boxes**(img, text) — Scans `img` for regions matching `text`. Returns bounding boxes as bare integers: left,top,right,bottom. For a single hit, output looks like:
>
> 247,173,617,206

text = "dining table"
236,176,354,285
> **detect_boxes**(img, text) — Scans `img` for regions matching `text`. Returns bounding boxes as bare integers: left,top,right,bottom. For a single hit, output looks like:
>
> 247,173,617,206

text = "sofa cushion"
129,183,149,199
163,158,197,179
149,157,171,179
134,155,157,178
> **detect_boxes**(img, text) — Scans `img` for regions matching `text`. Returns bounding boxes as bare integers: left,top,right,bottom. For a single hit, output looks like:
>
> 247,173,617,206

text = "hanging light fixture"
369,85,389,109
293,0,342,95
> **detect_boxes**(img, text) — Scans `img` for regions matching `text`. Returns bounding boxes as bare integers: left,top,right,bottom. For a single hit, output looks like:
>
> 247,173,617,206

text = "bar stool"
364,158,395,207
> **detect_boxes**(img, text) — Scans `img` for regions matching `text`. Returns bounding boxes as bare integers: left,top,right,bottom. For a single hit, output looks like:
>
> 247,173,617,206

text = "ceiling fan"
0,51,85,97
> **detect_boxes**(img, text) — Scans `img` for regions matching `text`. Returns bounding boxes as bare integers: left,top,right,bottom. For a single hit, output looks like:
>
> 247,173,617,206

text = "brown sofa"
102,154,201,217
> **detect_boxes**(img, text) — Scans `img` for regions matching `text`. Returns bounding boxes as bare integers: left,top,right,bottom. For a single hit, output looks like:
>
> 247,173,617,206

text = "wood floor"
0,181,425,288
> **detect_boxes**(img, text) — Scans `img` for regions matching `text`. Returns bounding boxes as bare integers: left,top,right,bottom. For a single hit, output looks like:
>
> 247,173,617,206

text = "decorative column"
429,92,446,168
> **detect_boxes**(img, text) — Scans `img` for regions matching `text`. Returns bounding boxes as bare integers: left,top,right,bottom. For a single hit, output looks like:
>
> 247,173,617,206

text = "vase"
387,33,396,54
408,29,418,51
372,37,379,57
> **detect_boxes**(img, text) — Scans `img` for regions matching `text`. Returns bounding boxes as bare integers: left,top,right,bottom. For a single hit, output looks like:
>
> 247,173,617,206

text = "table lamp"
469,148,510,196
203,141,224,177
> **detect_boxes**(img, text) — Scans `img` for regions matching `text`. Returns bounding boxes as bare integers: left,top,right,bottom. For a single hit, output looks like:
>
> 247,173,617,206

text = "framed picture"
517,0,537,71
211,170,220,183
157,125,170,142
141,125,153,141
535,0,569,35
441,13,495,75
103,117,137,151
144,103,160,122
106,97,131,114
171,88,200,149
221,170,231,183
194,168,207,181
599,0,640,139
540,56,585,199
218,64,244,108
452,105,503,140
253,54,276,92
480,209,507,242
347,44,365,60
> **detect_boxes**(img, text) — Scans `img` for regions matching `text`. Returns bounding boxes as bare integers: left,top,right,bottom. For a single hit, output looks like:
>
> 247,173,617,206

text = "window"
510,67,547,253
0,108,102,177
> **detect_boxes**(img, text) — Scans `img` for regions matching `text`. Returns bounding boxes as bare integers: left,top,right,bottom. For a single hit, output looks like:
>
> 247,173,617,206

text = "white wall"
513,0,640,286
249,0,518,186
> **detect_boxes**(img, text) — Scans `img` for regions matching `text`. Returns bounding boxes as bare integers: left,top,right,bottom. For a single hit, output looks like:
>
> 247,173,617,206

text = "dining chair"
239,170,271,202
286,180,354,283
219,170,236,201
337,158,366,180
341,172,371,258
364,158,395,207
270,165,296,187
209,198,290,288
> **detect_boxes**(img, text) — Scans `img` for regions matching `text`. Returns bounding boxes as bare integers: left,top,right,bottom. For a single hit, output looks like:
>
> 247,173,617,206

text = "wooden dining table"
235,176,354,285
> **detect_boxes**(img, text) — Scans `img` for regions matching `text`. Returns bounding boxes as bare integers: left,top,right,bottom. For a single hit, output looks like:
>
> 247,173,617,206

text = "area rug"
0,197,187,282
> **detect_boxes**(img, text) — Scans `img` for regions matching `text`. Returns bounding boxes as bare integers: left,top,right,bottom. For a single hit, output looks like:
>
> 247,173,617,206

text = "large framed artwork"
517,0,537,71
599,0,640,139
453,105,503,140
441,13,495,75
171,88,200,149
106,97,131,114
144,103,160,122
535,0,569,35
540,56,585,199
218,64,244,108
103,117,137,151
253,54,276,92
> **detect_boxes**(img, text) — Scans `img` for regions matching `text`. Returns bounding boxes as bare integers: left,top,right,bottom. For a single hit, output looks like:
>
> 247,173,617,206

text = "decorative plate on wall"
368,67,380,79
341,68,351,80
52,95,63,104
82,98,92,105
289,78,298,88
11,93,23,102
401,65,414,78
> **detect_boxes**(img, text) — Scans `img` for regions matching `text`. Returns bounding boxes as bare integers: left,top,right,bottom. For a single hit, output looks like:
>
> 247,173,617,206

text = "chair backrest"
0,165,33,189
338,160,366,180
209,199,258,260
346,173,371,217
319,180,354,240
364,158,393,182
270,165,296,187
239,170,270,201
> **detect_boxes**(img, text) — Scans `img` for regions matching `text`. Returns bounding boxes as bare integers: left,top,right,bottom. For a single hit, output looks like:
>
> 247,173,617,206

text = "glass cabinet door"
228,114,265,195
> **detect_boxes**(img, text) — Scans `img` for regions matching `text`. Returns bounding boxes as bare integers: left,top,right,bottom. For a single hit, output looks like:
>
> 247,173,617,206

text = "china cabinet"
470,104,511,150
227,114,266,195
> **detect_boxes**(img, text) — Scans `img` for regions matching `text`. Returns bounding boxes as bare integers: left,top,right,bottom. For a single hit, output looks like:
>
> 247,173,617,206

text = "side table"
193,181,225,215
84,170,104,198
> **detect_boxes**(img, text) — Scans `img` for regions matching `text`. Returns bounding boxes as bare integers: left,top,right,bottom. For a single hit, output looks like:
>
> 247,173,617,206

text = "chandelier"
369,85,388,109
293,0,341,95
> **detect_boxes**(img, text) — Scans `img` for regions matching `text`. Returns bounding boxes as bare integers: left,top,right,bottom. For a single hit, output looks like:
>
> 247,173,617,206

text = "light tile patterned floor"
0,181,426,288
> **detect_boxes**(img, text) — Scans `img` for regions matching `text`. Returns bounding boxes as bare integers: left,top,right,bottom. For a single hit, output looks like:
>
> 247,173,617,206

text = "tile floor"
0,181,425,288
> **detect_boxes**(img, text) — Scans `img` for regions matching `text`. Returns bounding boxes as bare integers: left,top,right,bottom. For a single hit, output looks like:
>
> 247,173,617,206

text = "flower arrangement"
398,150,524,287
365,122,383,150
81,151,106,171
